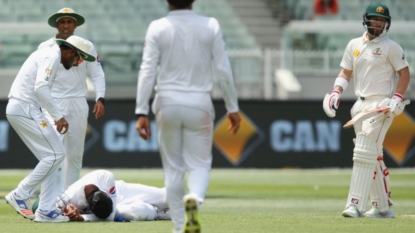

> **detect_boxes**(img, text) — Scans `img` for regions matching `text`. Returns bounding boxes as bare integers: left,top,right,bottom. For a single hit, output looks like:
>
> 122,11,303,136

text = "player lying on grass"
33,169,171,221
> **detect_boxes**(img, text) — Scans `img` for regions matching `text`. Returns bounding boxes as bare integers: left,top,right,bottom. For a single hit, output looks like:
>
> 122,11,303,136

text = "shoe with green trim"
183,195,201,233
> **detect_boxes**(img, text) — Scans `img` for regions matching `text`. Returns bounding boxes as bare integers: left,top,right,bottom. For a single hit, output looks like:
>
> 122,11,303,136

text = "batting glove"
378,97,391,108
388,93,405,117
323,90,341,118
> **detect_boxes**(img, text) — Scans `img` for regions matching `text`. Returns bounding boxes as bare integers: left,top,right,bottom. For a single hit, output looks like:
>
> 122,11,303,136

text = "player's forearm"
334,69,353,93
34,85,64,120
88,66,106,101
135,71,156,115
212,53,238,112
396,67,410,96
219,77,239,113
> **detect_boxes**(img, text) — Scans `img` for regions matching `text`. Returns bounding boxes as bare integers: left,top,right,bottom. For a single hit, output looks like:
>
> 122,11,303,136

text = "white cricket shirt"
8,45,64,120
38,37,105,101
60,169,117,221
340,32,408,98
135,10,239,115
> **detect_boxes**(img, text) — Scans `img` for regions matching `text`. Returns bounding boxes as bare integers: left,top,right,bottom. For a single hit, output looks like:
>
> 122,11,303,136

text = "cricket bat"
343,99,410,129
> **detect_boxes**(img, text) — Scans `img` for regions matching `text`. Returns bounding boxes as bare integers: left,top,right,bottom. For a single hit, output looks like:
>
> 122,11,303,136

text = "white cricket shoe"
342,205,363,218
5,191,35,220
156,208,171,220
34,209,69,223
364,207,395,218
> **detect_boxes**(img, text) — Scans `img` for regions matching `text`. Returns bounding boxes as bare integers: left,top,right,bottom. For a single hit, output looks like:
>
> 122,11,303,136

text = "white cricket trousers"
44,97,88,192
115,180,168,221
350,97,394,208
156,103,213,231
6,98,65,211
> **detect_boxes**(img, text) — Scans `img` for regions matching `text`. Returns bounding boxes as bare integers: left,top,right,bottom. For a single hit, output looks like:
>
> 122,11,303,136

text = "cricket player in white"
323,2,409,218
55,170,170,222
5,35,96,223
38,8,106,192
135,1,241,232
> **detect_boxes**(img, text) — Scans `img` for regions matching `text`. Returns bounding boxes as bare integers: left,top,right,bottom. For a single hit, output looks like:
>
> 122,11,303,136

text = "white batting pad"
353,132,379,165
345,132,378,213
369,159,393,212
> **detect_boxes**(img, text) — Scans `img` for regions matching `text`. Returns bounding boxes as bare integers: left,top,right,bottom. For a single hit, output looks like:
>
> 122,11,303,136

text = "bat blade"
343,107,390,129
343,99,410,129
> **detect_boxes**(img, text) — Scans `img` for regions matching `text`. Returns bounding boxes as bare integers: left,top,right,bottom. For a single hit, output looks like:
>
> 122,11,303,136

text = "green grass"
1,168,415,233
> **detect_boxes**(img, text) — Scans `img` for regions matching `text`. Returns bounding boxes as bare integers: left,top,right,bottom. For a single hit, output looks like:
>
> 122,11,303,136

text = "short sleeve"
340,40,354,71
388,41,408,72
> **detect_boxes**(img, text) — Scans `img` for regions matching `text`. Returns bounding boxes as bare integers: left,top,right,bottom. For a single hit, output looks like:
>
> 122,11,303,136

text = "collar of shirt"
47,37,57,46
361,32,386,43
52,43,60,52
167,9,195,16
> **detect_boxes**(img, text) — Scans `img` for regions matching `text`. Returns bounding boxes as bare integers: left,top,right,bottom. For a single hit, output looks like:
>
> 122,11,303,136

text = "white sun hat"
55,35,95,62
48,8,85,27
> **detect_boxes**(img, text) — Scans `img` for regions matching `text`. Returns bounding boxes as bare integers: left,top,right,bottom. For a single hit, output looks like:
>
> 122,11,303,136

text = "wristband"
393,93,403,100
97,97,105,105
333,77,348,92
332,90,341,95
136,114,147,119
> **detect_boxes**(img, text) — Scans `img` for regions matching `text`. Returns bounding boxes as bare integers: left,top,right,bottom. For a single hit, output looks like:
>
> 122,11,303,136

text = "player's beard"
367,27,382,37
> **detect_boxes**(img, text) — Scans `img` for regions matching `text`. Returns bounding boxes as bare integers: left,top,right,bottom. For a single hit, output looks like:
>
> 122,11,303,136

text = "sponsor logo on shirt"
109,186,116,195
97,55,101,64
353,49,360,58
402,53,406,61
372,48,382,56
45,68,52,81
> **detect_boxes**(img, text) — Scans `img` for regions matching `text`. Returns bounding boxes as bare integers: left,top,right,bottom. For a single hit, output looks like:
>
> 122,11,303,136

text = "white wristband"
333,77,348,92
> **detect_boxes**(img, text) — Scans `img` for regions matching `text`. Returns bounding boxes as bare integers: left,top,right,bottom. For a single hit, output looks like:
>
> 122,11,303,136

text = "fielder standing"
135,0,241,232
38,8,106,192
323,2,409,218
6,35,96,222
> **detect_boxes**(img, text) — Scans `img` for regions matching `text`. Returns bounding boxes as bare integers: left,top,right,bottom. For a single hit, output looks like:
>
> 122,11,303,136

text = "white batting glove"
378,97,391,108
323,90,341,118
388,93,405,117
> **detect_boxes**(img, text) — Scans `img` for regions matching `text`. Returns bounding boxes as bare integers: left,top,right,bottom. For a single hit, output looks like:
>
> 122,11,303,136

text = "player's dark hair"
87,190,113,219
167,0,194,8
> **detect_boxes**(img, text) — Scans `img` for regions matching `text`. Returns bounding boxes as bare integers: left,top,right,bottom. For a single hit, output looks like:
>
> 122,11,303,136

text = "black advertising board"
0,100,414,168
